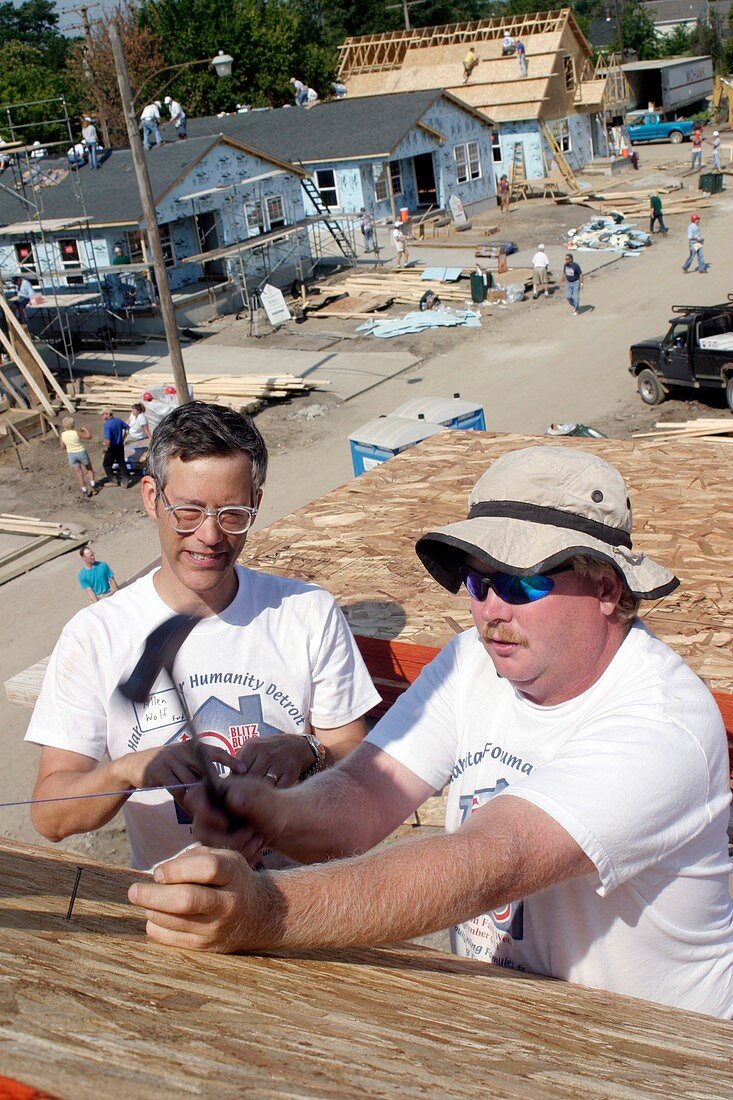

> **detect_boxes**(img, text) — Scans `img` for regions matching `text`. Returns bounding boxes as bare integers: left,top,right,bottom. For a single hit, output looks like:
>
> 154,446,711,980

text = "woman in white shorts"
59,416,97,497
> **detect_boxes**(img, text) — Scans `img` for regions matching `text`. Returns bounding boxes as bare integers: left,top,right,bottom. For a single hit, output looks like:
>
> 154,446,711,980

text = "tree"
0,40,79,142
657,24,692,59
689,8,727,72
617,0,659,60
66,1,167,146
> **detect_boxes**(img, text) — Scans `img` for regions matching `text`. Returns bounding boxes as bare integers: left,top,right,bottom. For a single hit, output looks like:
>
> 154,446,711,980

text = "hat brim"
416,516,678,601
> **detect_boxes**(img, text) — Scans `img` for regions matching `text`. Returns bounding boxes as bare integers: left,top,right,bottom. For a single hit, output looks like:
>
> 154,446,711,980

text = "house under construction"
338,10,629,188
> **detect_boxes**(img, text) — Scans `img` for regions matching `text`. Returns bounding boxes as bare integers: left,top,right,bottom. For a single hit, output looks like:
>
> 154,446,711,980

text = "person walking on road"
531,243,550,298
560,253,583,315
393,221,409,268
77,545,118,602
140,102,163,150
648,192,668,236
498,174,510,213
682,212,707,274
709,131,721,171
60,416,98,498
359,208,375,253
690,127,703,171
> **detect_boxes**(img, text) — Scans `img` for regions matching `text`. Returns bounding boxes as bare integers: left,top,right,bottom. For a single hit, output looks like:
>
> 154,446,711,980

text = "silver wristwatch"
302,732,326,778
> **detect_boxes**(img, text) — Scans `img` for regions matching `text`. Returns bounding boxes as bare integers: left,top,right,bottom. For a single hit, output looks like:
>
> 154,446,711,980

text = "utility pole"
66,3,111,147
386,0,428,33
108,20,190,405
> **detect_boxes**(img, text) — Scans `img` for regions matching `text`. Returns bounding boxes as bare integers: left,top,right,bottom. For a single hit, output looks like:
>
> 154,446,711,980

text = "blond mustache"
480,627,529,648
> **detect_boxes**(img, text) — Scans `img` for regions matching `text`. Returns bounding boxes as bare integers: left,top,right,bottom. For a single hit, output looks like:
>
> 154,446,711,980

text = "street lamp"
108,24,232,405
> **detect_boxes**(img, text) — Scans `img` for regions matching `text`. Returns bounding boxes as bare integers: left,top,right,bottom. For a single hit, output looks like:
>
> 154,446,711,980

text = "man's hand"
231,733,315,787
180,776,284,863
128,847,273,952
111,741,233,794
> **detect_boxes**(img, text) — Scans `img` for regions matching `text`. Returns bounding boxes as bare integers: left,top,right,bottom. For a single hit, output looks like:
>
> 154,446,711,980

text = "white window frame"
266,194,286,229
490,130,502,163
454,141,481,184
14,241,37,273
550,119,572,155
374,161,403,203
314,169,338,209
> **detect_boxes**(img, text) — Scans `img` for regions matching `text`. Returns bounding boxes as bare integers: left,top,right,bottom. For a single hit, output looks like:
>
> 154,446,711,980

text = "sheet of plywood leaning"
245,432,733,694
0,838,730,1098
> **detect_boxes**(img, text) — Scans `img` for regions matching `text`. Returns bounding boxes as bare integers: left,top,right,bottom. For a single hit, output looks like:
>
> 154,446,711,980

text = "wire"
0,781,198,810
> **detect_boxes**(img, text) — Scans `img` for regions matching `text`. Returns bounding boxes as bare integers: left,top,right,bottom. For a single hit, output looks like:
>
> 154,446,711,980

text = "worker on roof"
140,101,163,151
501,30,515,55
462,45,479,84
164,96,187,140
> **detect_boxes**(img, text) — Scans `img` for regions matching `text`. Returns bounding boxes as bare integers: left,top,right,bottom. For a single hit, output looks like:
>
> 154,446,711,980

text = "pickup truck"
628,301,733,411
625,112,695,145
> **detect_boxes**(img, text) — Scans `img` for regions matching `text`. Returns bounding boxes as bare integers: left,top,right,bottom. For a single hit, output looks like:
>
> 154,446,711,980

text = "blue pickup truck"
625,112,695,145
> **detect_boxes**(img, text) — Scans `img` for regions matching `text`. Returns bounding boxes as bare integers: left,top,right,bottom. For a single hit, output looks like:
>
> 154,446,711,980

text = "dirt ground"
1,138,731,873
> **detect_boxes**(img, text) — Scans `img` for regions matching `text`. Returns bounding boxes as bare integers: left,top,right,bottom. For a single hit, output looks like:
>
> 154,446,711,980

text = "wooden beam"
0,295,74,413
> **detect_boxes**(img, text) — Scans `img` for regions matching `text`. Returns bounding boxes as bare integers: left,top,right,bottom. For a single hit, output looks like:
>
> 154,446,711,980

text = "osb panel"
245,432,733,694
0,838,730,1099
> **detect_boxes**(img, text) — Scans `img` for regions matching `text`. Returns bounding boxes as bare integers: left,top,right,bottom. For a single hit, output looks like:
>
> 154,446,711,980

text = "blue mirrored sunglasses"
461,565,572,606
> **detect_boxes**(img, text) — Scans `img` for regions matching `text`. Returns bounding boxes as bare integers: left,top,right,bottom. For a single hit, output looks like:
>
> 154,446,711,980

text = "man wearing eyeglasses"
26,402,380,870
129,446,733,1017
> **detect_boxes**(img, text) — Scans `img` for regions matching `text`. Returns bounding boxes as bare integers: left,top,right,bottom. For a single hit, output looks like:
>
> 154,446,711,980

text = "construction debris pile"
567,214,651,253
356,309,481,339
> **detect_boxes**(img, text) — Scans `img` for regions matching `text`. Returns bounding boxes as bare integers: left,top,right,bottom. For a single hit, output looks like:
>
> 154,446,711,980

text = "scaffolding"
0,96,155,391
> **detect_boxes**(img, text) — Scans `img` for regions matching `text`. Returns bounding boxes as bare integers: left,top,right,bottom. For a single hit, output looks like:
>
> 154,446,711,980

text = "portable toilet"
390,393,486,432
348,415,444,476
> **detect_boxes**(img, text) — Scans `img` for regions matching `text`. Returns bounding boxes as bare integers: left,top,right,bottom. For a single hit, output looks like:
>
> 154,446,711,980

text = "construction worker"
501,30,515,56
164,96,187,140
682,213,707,274
393,221,409,267
462,45,479,84
709,131,721,171
516,39,527,77
140,101,163,150
648,192,668,237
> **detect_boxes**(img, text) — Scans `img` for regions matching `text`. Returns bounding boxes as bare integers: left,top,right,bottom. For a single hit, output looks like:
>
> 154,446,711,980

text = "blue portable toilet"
348,415,444,476
390,393,486,432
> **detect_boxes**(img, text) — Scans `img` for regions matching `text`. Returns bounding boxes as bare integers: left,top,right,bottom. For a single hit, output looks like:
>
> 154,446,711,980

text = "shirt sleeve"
25,625,110,760
505,709,724,896
78,569,89,591
366,638,463,791
307,598,381,729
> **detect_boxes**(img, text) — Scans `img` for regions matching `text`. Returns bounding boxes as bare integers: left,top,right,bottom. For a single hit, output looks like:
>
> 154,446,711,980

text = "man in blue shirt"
77,546,118,602
102,408,130,486
682,212,707,274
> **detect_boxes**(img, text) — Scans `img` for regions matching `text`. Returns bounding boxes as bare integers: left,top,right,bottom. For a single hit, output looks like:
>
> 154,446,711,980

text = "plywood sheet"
244,431,733,693
0,838,730,1099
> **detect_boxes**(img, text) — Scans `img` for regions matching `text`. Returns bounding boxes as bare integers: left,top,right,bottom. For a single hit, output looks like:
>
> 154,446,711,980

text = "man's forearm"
31,758,134,841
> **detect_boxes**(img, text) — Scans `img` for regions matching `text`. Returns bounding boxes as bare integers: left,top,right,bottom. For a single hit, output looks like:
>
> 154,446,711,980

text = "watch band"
302,732,326,779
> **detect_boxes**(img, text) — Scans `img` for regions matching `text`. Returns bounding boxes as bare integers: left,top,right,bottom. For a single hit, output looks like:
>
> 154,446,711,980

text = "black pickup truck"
629,300,733,411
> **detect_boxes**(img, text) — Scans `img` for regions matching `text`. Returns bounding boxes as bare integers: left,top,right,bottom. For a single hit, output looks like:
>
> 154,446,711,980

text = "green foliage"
657,24,692,59
0,0,69,69
617,0,659,60
689,10,727,73
0,41,79,141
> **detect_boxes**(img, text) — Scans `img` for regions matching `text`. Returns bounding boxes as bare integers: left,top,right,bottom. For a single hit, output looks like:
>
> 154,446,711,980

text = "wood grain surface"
0,839,730,1099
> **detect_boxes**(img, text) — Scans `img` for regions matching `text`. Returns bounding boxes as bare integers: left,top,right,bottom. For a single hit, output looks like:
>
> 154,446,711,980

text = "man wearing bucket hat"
129,446,733,1018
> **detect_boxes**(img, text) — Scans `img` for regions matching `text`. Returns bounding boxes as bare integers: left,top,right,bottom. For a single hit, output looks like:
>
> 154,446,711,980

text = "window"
158,223,175,268
491,131,502,163
124,230,145,263
563,55,576,92
58,238,80,268
14,241,36,273
453,141,481,184
244,198,265,238
549,119,572,155
374,162,403,203
314,169,338,209
266,195,286,230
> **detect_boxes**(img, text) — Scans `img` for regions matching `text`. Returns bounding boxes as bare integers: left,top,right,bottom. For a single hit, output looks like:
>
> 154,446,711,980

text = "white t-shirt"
393,228,405,252
127,412,148,441
140,104,160,123
368,621,733,1017
532,251,550,269
27,566,380,870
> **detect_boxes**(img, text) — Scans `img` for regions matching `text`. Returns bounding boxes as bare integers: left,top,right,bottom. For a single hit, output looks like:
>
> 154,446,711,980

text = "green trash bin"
470,270,491,303
699,172,724,194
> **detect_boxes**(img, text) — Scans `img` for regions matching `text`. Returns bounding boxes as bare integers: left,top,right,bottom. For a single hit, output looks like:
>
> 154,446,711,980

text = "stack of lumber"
633,417,733,444
340,268,472,305
562,185,712,219
74,370,324,413
0,513,86,586
306,292,394,319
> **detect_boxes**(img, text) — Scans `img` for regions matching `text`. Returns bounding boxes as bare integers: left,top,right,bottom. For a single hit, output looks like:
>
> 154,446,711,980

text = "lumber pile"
0,513,86,586
340,268,473,305
74,370,325,414
306,293,394,319
633,417,733,444
562,186,713,219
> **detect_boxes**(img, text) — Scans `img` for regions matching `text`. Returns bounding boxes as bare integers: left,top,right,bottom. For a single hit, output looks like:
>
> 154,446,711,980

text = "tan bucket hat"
416,446,678,600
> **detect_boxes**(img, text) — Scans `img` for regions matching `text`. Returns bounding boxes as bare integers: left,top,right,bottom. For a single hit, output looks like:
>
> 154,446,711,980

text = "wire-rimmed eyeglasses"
158,486,257,535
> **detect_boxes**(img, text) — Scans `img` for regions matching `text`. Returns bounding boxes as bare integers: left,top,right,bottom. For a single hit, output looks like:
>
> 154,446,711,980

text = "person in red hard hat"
682,212,707,274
